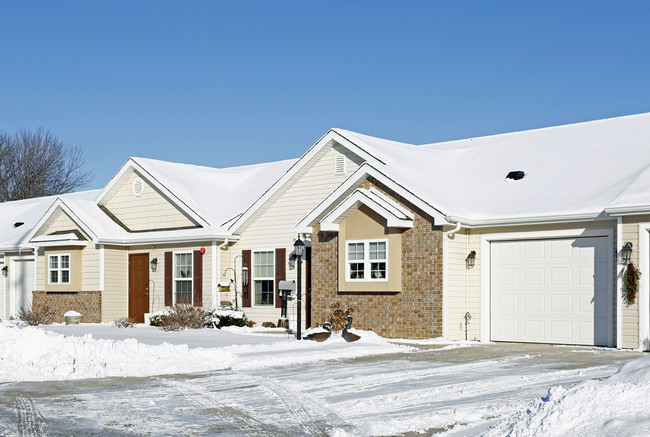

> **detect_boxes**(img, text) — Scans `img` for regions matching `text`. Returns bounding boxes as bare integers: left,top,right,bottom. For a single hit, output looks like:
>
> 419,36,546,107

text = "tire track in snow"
249,374,345,437
14,396,46,437
160,378,294,437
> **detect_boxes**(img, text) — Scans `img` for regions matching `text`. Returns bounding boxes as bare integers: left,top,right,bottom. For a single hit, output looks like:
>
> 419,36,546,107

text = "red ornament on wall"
199,247,206,254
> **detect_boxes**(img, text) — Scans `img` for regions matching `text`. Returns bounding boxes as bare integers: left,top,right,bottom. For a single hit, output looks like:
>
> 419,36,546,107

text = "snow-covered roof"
0,190,99,251
332,112,650,224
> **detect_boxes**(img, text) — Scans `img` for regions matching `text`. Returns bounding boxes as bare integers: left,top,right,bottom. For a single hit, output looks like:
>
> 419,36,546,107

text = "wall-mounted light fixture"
621,242,633,264
1,266,6,277
288,253,296,270
150,258,158,272
466,250,477,269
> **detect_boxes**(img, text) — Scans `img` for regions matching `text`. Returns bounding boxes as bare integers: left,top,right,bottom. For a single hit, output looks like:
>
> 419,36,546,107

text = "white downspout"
442,221,463,339
213,239,229,309
616,217,623,349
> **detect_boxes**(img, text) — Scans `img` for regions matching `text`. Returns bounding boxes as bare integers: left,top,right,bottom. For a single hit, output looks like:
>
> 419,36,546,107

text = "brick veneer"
33,291,102,323
311,177,443,339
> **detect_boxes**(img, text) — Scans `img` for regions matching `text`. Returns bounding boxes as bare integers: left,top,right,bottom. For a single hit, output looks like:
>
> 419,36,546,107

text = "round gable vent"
132,177,144,197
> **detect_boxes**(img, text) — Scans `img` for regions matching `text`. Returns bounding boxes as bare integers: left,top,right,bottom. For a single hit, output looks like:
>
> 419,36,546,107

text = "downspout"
442,221,464,339
214,239,229,309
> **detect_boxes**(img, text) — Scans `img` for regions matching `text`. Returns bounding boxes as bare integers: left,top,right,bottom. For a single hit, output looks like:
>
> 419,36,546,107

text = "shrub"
157,305,211,332
327,302,355,331
114,318,135,328
261,321,276,328
18,305,58,326
217,314,248,327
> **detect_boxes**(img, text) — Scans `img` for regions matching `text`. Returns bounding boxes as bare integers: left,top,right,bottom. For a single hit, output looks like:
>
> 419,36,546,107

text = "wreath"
623,262,641,305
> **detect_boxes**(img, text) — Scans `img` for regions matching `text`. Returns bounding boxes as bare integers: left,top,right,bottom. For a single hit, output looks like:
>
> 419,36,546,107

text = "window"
253,250,274,305
174,252,193,304
49,254,70,284
346,240,387,281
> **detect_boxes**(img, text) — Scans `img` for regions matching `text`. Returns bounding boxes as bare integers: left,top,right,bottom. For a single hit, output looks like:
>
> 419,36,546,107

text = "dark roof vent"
13,222,24,228
506,171,525,181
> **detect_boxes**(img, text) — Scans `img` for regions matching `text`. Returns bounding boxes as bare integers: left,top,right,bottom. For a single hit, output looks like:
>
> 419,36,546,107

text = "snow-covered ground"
0,321,646,436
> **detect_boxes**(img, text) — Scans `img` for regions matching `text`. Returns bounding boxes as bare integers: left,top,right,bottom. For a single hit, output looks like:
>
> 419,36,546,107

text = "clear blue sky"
1,1,649,189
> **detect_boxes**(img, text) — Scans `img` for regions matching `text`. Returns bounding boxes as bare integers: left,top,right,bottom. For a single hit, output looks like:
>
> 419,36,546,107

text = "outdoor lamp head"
294,238,305,257
622,242,633,263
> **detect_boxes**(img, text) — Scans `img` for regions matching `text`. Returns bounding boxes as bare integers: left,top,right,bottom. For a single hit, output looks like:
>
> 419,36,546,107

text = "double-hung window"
253,250,274,305
49,254,70,284
346,239,387,281
174,252,193,304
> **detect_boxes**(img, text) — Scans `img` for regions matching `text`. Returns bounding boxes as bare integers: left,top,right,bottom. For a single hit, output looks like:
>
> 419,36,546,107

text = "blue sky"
1,1,650,189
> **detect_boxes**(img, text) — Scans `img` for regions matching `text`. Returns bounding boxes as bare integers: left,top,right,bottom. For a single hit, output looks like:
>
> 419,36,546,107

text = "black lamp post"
294,237,305,340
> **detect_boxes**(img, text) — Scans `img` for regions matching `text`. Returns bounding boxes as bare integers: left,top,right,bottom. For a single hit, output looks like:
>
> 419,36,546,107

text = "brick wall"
310,177,443,339
33,291,102,323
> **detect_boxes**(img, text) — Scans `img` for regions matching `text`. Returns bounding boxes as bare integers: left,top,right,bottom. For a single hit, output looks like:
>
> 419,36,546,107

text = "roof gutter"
446,212,608,228
97,234,239,246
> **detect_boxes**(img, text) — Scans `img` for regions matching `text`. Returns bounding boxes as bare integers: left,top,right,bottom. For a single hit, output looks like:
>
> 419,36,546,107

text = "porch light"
294,238,305,257
150,258,158,272
288,253,296,270
622,242,633,264
242,266,249,287
466,250,476,269
1,266,6,277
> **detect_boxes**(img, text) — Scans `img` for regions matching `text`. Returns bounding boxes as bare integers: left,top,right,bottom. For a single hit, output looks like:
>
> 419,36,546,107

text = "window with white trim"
49,254,70,284
346,239,387,281
174,252,193,304
253,250,274,305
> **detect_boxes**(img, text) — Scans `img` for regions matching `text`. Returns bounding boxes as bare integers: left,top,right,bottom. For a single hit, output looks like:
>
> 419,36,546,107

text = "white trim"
446,212,607,228
172,251,194,305
638,222,650,350
99,244,105,292
616,217,623,349
0,259,5,320
252,249,275,306
479,227,615,347
296,163,450,233
47,253,71,285
95,158,209,227
345,239,389,282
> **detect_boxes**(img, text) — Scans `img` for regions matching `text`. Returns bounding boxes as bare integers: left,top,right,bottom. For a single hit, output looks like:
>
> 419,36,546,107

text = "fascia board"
95,159,210,228
446,212,609,228
320,190,413,231
296,163,450,233
25,241,88,248
21,199,98,246
605,205,650,216
97,233,238,246
226,129,386,235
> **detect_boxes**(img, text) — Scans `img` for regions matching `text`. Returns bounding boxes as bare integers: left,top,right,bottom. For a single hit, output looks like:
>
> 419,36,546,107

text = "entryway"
129,254,150,323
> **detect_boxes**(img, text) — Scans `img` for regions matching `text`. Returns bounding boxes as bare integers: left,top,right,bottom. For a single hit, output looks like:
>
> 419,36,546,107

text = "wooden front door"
129,253,150,323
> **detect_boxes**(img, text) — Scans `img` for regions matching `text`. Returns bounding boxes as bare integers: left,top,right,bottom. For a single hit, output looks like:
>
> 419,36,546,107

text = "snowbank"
485,355,650,436
0,322,413,382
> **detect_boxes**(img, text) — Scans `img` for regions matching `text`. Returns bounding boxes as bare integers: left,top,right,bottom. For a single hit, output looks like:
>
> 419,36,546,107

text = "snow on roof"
131,157,298,229
0,190,99,251
333,112,650,223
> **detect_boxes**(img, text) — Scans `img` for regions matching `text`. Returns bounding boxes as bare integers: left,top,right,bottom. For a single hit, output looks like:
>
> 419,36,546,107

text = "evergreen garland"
623,262,640,305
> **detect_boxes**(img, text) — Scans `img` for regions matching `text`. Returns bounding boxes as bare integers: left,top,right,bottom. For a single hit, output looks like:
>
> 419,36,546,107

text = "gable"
101,170,200,232
32,206,90,241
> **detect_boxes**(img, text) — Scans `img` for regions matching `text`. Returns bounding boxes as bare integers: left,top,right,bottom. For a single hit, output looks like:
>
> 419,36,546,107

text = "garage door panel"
491,237,611,346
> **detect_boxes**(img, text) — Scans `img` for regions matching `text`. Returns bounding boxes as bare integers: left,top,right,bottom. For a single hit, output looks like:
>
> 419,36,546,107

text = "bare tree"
0,129,94,201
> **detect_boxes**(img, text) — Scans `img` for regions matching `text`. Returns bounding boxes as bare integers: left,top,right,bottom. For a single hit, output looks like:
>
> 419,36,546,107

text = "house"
2,112,650,350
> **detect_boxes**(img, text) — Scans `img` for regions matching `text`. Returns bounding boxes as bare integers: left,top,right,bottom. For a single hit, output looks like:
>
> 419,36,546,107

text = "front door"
129,254,150,323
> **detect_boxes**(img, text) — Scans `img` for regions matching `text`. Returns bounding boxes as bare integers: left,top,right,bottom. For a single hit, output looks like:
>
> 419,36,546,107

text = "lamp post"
294,237,305,340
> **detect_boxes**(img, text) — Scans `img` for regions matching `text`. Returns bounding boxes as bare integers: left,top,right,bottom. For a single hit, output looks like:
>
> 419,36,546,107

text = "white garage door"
491,237,611,346
12,259,35,317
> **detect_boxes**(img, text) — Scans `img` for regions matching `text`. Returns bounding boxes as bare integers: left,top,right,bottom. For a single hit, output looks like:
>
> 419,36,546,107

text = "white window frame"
252,249,275,306
346,239,388,282
173,251,193,305
48,253,71,284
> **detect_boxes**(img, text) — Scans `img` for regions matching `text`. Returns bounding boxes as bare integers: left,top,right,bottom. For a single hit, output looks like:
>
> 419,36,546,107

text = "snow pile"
0,324,233,381
0,323,413,382
485,355,650,436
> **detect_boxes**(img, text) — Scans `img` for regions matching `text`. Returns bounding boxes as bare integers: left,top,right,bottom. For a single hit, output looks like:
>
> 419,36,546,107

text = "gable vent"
334,154,346,175
506,171,525,181
132,177,144,196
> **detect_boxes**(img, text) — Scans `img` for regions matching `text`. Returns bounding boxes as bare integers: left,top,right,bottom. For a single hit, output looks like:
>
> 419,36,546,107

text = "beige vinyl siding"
35,207,89,239
621,216,648,349
446,221,618,343
103,246,128,321
235,143,363,327
82,245,100,291
103,171,197,232
446,230,481,341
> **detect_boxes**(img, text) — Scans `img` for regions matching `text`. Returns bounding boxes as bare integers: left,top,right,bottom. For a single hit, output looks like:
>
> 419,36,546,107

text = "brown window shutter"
193,250,203,307
242,250,251,307
164,251,173,306
275,248,286,308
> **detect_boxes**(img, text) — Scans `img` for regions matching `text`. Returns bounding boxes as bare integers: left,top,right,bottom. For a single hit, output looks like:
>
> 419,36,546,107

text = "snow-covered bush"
113,318,135,328
19,304,58,326
157,305,211,331
327,302,355,331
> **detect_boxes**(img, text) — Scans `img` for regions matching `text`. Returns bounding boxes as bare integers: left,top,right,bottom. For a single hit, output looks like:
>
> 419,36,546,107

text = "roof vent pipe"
506,171,525,181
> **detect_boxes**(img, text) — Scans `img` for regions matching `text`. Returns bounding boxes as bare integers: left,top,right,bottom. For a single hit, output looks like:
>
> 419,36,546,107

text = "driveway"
0,341,641,436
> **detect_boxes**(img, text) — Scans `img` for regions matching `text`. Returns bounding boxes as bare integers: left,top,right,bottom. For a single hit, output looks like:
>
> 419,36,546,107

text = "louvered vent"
334,154,345,175
132,177,144,196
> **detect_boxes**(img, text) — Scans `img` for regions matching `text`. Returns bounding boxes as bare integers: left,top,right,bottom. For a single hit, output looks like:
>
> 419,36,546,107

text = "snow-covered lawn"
0,321,646,436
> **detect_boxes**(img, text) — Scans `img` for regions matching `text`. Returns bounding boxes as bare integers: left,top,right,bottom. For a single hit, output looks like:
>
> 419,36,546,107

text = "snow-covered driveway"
0,322,642,436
